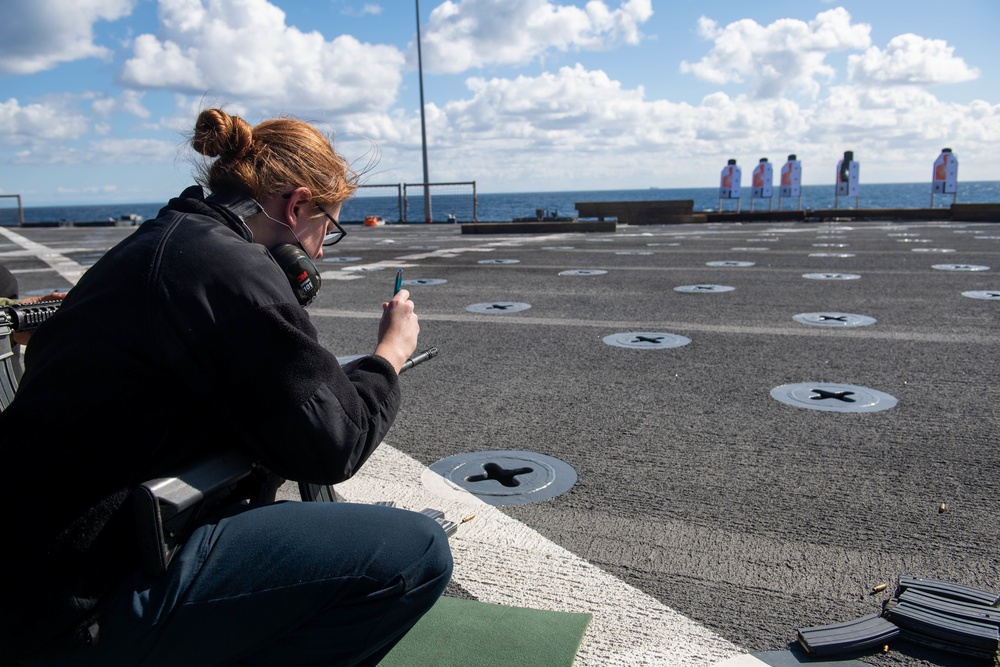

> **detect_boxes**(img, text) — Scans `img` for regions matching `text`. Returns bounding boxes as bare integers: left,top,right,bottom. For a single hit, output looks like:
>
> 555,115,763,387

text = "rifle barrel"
3,300,61,333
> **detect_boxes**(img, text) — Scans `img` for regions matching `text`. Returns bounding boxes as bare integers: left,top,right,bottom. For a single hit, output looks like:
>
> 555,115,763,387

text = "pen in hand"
394,268,403,295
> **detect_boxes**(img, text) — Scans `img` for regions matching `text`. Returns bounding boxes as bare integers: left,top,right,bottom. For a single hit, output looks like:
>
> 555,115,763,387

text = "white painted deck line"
0,227,86,286
332,443,745,667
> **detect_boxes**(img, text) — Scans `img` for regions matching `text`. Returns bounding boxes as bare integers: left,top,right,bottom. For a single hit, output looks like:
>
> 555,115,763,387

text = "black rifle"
1,300,62,411
0,300,62,336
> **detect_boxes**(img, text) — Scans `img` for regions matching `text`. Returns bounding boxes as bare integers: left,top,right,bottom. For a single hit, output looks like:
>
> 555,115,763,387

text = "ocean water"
2,181,998,226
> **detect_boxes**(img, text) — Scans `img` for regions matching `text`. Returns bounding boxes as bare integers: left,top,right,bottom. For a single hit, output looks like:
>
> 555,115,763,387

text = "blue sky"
1,0,997,205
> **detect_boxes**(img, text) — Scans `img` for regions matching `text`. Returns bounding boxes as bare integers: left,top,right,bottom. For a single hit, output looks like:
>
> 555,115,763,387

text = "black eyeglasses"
317,205,347,247
280,191,346,247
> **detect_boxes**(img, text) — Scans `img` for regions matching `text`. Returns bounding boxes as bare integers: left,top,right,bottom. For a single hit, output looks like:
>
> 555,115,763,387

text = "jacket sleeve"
190,301,402,484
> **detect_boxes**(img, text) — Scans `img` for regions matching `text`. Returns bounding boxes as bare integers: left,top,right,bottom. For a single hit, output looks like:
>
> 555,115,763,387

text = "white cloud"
87,137,181,163
119,0,405,114
338,60,999,191
56,185,119,195
680,8,871,99
428,64,813,157
420,0,653,74
92,90,152,118
0,0,135,75
350,64,805,187
848,34,979,86
806,85,1000,145
338,2,382,17
0,98,90,144
5,1,994,199
10,137,180,166
124,36,206,90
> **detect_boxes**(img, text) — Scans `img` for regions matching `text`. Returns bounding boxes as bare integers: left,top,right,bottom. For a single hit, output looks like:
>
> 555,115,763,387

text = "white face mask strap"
253,199,307,251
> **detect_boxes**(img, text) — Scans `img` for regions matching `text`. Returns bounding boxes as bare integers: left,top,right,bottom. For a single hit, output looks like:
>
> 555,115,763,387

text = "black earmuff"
269,243,322,307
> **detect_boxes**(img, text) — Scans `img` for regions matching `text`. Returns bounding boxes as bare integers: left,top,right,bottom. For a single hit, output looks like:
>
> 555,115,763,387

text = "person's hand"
373,289,419,374
11,291,67,346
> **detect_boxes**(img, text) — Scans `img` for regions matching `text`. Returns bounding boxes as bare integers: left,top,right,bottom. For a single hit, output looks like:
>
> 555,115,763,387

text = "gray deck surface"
2,218,997,667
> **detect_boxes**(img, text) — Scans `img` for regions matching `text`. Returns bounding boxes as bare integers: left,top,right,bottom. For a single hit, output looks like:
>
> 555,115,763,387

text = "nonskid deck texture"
3,218,998,667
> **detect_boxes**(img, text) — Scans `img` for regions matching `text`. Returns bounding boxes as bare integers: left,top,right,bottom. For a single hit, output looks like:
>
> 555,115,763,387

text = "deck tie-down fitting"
771,382,897,412
466,301,532,314
465,462,534,488
603,332,691,349
426,450,577,506
810,388,856,403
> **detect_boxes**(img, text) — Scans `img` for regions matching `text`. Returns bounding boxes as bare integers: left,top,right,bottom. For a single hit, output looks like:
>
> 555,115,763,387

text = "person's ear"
284,187,313,228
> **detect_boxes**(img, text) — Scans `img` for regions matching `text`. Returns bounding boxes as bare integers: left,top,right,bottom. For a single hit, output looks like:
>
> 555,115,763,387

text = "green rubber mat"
380,596,593,667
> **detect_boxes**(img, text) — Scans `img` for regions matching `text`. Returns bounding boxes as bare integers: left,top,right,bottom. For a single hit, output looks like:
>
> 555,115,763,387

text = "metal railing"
340,184,403,223
0,195,24,226
341,181,477,223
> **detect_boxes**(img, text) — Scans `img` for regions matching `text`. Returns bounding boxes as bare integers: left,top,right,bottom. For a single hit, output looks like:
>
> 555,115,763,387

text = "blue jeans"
27,501,453,667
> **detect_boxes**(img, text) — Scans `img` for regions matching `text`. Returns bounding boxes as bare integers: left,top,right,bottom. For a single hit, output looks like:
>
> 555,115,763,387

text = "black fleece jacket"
0,187,401,658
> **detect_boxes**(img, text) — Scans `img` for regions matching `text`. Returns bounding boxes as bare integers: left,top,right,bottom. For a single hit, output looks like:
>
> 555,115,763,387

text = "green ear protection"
269,243,321,307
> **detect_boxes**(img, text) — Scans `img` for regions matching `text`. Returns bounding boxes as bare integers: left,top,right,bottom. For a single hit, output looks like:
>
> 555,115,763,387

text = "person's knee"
430,524,454,582
423,512,454,573
405,511,454,590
